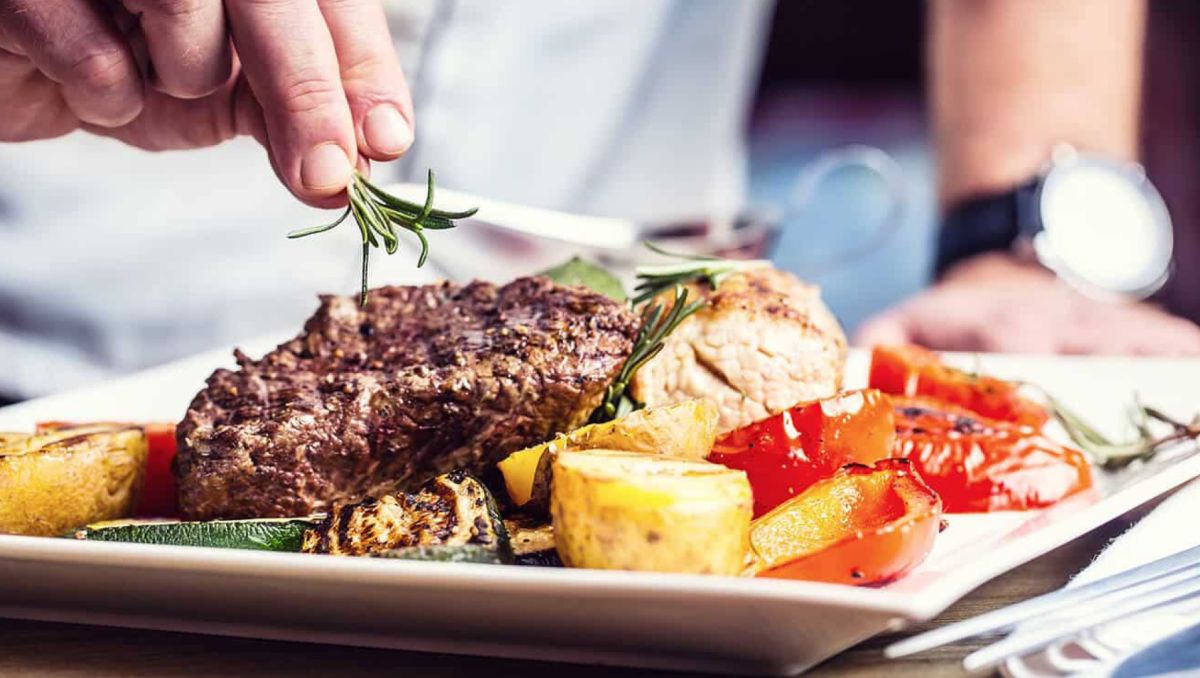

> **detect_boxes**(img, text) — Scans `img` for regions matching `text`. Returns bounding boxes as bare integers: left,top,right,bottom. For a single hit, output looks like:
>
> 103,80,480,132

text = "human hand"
855,253,1200,355
0,0,412,207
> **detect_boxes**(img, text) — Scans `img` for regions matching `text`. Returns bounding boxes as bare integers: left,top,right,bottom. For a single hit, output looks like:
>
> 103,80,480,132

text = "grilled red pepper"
138,422,179,517
709,390,895,517
891,396,1092,512
870,344,1049,428
749,459,942,585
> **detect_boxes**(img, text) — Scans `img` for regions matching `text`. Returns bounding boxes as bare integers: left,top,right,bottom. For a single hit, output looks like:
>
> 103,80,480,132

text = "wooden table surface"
0,517,1132,678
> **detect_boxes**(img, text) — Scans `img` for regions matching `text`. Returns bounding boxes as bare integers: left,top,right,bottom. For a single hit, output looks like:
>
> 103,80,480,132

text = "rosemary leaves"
630,242,769,306
1048,393,1200,469
589,244,761,422
591,285,705,423
288,169,478,306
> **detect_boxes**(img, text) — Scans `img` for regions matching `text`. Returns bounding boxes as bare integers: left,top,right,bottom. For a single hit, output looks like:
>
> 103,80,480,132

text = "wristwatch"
936,145,1174,300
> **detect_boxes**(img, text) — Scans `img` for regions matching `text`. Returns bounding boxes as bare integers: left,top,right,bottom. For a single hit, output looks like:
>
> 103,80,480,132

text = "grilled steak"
176,277,639,520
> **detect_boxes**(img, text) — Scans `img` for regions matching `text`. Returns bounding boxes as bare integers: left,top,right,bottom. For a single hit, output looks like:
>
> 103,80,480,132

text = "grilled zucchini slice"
302,470,511,561
1,425,147,536
73,517,318,551
376,544,508,564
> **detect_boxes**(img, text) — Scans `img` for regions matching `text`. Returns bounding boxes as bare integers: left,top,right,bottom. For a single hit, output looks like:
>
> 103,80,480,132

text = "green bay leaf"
538,257,627,302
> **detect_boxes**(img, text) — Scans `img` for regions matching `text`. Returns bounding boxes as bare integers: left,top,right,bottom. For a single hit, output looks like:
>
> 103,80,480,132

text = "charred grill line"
301,473,510,558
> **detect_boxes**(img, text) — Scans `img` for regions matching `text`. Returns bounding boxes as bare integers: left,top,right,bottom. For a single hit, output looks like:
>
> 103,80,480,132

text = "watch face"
1036,155,1173,298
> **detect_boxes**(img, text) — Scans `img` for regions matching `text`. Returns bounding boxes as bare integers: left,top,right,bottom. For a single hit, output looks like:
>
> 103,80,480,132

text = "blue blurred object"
1111,620,1200,677
749,89,936,333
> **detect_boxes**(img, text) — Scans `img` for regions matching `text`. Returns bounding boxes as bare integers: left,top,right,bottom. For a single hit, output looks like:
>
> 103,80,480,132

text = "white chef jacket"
0,0,771,398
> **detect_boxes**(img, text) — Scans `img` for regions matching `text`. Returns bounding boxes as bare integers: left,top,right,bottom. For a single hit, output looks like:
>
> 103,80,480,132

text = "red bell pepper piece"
709,389,895,517
891,396,1092,512
869,344,1050,429
749,459,942,585
138,423,179,517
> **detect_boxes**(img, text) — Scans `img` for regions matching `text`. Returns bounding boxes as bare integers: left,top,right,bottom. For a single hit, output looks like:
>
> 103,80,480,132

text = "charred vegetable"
497,400,720,511
746,459,942,585
377,544,508,564
1,425,147,536
302,471,511,561
869,344,1049,428
37,421,180,518
551,449,752,575
73,518,317,551
504,518,561,567
709,389,895,517
892,396,1092,512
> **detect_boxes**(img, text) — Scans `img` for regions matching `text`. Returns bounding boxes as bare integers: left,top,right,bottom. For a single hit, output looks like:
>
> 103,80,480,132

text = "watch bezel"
1030,146,1173,301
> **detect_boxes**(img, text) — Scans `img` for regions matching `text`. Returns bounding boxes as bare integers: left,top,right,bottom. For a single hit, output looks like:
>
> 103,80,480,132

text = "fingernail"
363,105,413,155
301,143,353,191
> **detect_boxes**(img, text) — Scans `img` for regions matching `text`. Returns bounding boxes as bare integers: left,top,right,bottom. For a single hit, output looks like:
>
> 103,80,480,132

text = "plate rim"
2,444,1197,624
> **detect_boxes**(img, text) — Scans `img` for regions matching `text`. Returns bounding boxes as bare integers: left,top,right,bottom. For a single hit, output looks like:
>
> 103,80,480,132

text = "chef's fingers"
225,0,355,207
0,0,143,126
317,0,413,160
124,0,232,98
0,50,78,140
853,312,915,348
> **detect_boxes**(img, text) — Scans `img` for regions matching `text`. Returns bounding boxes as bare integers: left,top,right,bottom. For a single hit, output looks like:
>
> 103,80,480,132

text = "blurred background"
749,1,929,331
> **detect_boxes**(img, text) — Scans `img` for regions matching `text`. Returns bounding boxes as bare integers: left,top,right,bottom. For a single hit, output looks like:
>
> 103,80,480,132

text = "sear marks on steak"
176,277,639,520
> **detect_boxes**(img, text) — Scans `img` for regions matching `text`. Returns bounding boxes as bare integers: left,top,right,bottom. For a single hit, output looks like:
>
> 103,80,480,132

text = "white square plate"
1,345,1198,675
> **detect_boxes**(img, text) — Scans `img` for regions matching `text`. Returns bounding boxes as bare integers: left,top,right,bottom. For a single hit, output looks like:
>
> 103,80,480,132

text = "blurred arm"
929,0,1146,208
854,0,1200,355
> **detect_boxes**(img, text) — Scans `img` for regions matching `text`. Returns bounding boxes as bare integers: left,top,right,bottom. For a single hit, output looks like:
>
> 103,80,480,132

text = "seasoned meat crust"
176,277,639,520
630,268,846,433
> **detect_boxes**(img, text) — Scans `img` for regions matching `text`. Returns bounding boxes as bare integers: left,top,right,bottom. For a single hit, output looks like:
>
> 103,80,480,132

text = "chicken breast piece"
629,267,847,433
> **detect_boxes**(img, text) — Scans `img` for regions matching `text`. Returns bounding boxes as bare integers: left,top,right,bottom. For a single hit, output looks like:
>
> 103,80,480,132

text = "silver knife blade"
963,579,1200,672
885,543,1200,659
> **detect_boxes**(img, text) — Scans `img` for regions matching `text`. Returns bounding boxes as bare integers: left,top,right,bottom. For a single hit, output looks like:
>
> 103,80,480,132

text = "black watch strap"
935,179,1041,278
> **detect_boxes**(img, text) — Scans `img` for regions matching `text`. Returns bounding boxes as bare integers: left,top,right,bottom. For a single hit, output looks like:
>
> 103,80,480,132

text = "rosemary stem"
288,169,475,306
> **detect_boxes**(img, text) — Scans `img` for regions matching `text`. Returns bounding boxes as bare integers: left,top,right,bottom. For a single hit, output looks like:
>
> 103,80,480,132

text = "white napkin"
1004,478,1200,677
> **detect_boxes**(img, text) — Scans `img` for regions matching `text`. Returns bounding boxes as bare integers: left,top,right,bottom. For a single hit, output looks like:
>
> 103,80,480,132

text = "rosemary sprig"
630,242,769,306
1046,393,1200,469
590,285,706,423
590,245,762,421
288,169,478,306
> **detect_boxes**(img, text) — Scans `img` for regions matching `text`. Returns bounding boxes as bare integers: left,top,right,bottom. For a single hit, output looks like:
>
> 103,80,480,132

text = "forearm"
929,0,1146,208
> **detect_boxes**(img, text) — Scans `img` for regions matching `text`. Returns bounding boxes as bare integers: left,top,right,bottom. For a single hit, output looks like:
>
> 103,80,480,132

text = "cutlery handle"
382,182,640,251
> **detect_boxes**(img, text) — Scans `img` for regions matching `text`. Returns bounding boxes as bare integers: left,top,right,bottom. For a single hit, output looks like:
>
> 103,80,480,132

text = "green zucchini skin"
73,519,318,552
377,544,508,564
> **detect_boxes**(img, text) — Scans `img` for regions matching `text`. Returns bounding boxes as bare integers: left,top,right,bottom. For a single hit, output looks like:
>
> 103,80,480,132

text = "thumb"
853,311,913,347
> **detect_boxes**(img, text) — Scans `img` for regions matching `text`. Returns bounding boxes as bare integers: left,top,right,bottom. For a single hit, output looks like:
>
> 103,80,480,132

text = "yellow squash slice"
498,399,719,508
0,425,148,536
550,449,752,574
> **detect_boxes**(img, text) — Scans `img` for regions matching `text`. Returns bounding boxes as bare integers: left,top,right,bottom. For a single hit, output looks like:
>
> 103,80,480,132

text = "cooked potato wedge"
0,425,147,536
498,399,719,508
551,449,752,575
